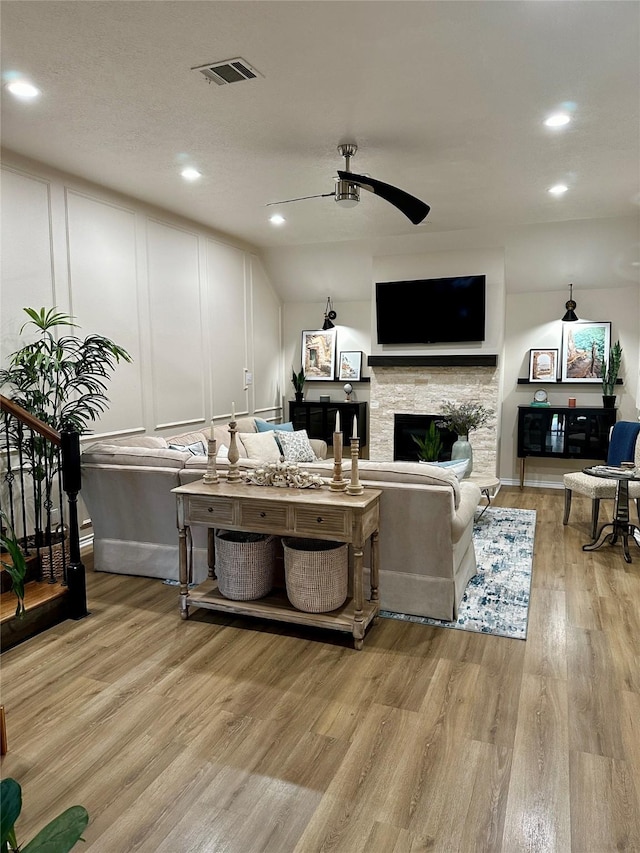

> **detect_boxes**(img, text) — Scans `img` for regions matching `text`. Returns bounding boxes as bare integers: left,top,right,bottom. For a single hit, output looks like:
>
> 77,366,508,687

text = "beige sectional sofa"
81,418,481,621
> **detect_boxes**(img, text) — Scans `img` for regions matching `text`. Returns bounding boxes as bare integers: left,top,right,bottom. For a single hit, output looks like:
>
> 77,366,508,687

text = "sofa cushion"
239,431,282,461
276,429,316,463
82,443,190,468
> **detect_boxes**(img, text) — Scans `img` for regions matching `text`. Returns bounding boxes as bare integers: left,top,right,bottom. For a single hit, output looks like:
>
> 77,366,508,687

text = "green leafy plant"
602,340,622,396
411,422,443,462
439,401,493,437
0,307,131,544
0,511,27,619
291,367,305,394
1,777,88,852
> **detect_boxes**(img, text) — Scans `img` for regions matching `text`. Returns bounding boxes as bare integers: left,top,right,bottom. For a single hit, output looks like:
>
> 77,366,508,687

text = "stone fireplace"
368,357,500,474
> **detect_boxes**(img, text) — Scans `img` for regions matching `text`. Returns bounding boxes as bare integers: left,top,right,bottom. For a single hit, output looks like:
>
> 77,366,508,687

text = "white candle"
231,401,236,420
335,410,341,433
352,414,358,439
210,419,215,440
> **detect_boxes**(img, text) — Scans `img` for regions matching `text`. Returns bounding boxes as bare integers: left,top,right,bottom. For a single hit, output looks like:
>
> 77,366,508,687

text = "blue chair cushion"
607,421,640,466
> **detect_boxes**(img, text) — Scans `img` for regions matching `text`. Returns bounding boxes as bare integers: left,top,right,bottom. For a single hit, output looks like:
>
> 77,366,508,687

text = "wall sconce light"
322,297,337,330
561,282,579,322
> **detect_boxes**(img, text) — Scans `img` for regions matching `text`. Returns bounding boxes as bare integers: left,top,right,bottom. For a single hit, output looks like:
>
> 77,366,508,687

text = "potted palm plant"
0,308,131,565
411,421,443,462
601,340,622,408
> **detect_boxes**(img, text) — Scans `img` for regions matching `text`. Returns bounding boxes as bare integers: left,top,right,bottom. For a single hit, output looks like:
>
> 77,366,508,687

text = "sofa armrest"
451,481,482,542
310,438,328,460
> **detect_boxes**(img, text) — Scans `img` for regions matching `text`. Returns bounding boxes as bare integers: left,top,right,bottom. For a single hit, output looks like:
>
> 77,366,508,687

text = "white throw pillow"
239,431,282,462
276,429,316,463
216,443,229,459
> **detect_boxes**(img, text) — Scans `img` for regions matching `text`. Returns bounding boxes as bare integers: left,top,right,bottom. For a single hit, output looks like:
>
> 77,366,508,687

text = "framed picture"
301,328,337,380
528,349,558,382
561,321,611,382
338,350,362,381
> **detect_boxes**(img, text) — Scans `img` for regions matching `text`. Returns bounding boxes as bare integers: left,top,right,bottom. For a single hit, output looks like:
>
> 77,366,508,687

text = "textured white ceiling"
1,0,639,252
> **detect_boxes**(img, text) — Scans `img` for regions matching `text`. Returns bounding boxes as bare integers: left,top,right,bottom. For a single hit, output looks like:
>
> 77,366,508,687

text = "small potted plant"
602,340,622,408
411,422,443,462
291,367,305,402
439,401,494,478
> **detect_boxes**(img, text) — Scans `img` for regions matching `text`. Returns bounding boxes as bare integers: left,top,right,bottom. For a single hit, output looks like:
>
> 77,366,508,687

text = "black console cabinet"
289,400,368,450
517,405,617,488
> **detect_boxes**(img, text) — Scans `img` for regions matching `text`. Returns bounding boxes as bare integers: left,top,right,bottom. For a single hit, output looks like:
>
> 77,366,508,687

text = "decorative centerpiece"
439,401,493,478
242,461,324,489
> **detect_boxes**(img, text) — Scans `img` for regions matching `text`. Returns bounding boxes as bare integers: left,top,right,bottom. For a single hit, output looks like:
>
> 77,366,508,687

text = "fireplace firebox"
393,414,458,462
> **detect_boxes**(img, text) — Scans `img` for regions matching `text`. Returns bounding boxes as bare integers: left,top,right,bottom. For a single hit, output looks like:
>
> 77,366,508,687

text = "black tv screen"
375,275,486,344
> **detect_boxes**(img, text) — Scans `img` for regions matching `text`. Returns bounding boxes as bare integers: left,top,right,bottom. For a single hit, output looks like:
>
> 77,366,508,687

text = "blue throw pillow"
256,420,294,433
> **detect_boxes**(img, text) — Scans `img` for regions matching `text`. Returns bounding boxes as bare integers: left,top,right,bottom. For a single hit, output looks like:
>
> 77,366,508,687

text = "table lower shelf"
185,579,379,636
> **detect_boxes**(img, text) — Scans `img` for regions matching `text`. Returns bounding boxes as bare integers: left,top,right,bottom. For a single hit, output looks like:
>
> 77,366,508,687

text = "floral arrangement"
439,401,493,437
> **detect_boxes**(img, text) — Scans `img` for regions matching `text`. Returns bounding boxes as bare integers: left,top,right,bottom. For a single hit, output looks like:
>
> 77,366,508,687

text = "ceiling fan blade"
266,192,333,206
337,171,430,224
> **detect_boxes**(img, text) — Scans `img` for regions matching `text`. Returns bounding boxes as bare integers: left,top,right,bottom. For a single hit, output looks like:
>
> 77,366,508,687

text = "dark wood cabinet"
289,400,368,449
517,405,617,487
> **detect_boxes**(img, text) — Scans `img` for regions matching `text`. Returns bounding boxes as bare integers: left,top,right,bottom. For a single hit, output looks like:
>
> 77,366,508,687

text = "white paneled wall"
0,156,283,441
66,190,144,434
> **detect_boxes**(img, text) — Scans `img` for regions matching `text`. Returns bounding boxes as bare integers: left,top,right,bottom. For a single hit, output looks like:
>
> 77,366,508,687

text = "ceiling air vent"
191,58,263,86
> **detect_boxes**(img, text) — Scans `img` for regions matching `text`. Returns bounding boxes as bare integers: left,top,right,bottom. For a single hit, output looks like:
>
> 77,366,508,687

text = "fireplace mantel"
368,355,498,368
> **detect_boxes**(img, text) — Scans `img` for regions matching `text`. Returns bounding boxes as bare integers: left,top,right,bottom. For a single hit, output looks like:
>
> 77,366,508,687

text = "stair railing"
0,394,88,619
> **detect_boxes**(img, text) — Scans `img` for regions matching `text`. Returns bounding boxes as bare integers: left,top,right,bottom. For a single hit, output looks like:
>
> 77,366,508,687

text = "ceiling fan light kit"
267,143,430,224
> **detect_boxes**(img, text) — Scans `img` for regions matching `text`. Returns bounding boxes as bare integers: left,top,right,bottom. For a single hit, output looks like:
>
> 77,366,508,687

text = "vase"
295,391,304,402
451,434,473,478
602,395,616,409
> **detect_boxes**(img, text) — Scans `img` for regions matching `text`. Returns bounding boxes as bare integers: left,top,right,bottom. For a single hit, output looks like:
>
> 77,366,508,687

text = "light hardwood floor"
1,486,639,852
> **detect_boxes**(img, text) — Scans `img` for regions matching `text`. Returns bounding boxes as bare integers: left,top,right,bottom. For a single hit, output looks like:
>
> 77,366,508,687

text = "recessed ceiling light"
544,113,571,128
6,79,40,100
180,167,201,181
548,184,569,196
269,214,286,225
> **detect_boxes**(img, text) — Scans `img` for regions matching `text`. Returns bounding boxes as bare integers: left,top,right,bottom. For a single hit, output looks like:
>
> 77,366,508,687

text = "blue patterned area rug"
380,506,536,640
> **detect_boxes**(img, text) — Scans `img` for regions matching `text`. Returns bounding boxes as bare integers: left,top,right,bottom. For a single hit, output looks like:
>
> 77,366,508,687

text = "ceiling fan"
267,144,430,225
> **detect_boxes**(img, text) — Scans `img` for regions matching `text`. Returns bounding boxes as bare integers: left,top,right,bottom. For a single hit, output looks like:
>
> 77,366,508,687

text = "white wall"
0,153,284,442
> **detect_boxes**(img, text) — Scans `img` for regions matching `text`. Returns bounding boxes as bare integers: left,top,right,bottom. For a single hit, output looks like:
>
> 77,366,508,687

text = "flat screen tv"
375,275,486,344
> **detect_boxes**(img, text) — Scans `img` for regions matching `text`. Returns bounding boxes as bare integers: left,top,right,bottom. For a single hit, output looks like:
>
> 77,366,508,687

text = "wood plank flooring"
1,486,639,852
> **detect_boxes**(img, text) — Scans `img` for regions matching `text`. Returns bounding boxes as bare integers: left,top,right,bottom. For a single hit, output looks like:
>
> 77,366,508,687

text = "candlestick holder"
202,437,219,484
346,438,364,495
330,431,347,491
226,419,241,482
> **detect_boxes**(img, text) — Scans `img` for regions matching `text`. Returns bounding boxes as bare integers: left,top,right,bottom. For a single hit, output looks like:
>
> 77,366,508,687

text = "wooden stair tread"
0,579,68,624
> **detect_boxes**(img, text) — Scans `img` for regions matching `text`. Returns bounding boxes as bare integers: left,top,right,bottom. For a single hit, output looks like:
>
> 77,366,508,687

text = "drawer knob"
260,511,266,518
208,507,213,513
317,516,323,523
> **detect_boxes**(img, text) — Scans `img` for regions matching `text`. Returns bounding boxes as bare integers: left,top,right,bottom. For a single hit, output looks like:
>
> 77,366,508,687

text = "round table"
581,466,640,563
468,472,501,519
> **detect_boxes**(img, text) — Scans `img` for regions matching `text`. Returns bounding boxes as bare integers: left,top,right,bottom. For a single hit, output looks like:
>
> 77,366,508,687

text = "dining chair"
563,420,640,539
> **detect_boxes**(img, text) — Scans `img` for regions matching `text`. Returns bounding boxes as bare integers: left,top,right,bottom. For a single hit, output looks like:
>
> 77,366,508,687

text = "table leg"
208,527,216,579
370,529,380,625
583,479,640,563
178,526,190,619
519,458,525,490
352,544,365,650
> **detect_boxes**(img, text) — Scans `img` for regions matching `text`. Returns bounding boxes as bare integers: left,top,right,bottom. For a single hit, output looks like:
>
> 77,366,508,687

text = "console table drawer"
240,502,288,531
294,506,350,537
187,496,235,525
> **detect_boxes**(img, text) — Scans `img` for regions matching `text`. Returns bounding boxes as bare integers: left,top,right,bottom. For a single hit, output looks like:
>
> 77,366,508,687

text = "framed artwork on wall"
338,351,363,381
301,328,337,380
561,321,611,382
528,349,558,382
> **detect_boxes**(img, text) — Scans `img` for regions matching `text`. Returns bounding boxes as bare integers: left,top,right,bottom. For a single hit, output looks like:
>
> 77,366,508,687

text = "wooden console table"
172,480,381,649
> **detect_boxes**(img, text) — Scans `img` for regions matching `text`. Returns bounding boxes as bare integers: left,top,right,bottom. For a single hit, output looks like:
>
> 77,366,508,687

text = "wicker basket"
40,539,67,582
215,530,276,600
283,538,348,613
